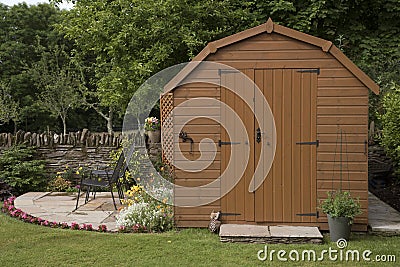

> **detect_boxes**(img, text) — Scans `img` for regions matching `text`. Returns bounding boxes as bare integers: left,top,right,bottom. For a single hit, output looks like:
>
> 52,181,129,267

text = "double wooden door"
220,68,317,224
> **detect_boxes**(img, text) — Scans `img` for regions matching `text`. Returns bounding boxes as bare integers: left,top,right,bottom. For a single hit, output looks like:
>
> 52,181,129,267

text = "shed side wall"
173,83,221,227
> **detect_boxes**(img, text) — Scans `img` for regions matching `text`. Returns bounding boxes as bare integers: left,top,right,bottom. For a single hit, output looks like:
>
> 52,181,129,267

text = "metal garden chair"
74,148,132,210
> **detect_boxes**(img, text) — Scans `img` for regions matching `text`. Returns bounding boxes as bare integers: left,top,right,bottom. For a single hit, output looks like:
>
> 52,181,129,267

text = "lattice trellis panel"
160,93,174,171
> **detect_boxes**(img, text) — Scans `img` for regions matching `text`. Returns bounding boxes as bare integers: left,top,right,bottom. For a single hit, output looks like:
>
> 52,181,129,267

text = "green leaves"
0,145,47,195
0,82,21,127
379,82,400,174
320,191,362,223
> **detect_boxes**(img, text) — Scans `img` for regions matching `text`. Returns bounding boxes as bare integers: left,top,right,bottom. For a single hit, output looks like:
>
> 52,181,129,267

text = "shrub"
0,178,15,200
319,190,362,224
0,145,47,195
47,165,88,192
379,82,400,177
116,185,173,232
47,175,72,192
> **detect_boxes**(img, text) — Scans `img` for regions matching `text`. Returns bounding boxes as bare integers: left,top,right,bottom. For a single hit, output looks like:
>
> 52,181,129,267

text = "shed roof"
165,18,379,94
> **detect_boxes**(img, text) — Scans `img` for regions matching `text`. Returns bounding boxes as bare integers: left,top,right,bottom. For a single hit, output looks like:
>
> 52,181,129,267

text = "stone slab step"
219,224,323,244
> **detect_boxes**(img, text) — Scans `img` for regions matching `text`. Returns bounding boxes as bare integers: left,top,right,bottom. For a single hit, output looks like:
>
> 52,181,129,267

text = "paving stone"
368,192,400,235
269,225,323,238
14,199,34,207
219,224,270,237
15,192,44,199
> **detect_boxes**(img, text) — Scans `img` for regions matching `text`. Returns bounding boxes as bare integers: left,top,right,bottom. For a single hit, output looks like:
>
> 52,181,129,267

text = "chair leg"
85,186,90,203
117,181,124,202
110,187,117,210
75,183,82,211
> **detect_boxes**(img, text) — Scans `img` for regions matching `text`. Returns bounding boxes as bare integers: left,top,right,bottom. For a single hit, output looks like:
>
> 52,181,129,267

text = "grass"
0,212,399,266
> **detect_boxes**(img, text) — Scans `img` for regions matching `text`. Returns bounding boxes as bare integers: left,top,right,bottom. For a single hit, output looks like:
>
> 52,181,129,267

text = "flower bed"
116,185,174,233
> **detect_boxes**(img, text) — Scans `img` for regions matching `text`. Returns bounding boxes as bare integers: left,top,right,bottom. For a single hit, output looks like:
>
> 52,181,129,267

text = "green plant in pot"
320,190,362,242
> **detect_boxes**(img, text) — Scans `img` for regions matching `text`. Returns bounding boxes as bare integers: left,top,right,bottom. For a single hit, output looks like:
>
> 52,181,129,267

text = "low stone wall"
0,129,162,180
0,129,122,148
36,145,117,175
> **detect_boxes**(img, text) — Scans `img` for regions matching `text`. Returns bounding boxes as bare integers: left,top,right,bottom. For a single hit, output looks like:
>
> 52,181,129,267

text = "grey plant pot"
327,214,352,242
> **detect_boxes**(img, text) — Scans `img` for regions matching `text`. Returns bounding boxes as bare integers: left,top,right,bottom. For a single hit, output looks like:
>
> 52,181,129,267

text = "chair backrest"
109,146,135,183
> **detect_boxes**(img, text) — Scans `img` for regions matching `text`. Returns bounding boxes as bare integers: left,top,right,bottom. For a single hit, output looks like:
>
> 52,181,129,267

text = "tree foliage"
0,0,399,138
0,82,21,131
31,44,83,135
379,82,400,171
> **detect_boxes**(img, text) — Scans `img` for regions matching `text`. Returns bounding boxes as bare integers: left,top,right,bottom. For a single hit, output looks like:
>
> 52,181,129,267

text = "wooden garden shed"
161,18,379,231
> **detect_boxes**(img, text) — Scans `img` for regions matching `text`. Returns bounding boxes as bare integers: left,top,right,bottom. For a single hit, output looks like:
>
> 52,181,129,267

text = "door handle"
256,128,261,143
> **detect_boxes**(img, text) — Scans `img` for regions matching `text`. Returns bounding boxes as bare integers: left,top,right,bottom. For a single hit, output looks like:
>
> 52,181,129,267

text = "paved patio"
13,191,121,231
12,191,400,235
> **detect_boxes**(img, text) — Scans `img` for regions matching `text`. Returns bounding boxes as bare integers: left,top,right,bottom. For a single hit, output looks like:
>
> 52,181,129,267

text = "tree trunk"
136,116,142,131
13,119,17,134
61,116,67,136
106,107,113,134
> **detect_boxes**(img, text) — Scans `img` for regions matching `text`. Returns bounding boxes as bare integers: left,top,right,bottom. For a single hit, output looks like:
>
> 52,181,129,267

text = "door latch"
179,131,194,153
256,128,261,143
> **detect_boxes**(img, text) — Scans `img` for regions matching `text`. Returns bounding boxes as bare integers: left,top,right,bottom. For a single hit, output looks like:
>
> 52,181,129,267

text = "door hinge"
297,69,320,75
296,140,319,147
218,69,241,75
220,212,241,216
218,140,241,146
296,211,319,218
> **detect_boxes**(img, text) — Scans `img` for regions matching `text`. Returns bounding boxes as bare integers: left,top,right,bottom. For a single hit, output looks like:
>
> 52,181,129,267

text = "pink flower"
98,224,107,232
70,222,80,230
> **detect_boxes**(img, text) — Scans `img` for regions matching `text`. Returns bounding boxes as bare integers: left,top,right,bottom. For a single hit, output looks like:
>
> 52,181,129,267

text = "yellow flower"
78,167,83,170
162,198,168,204
160,167,164,171
56,171,63,175
76,171,80,175
156,205,161,209
65,165,69,169
134,197,138,201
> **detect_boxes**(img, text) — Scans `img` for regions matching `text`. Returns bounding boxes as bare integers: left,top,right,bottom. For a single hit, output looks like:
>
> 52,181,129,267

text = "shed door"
220,68,317,224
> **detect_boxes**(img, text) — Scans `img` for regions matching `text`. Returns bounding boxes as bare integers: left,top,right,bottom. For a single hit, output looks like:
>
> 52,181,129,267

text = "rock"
75,131,80,144
43,133,48,146
36,134,41,147
54,133,59,144
31,133,37,146
23,132,32,144
81,128,89,143
7,133,13,147
104,134,109,146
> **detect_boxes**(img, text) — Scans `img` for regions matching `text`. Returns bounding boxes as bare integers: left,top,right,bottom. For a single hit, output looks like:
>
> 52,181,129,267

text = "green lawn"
0,212,399,267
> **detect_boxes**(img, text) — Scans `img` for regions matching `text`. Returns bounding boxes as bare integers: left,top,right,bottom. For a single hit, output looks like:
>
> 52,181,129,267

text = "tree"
0,3,66,132
31,44,82,135
0,82,21,133
58,0,256,123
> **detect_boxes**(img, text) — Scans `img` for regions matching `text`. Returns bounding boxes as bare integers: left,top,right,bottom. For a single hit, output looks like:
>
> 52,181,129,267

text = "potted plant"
144,117,161,143
320,190,362,242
